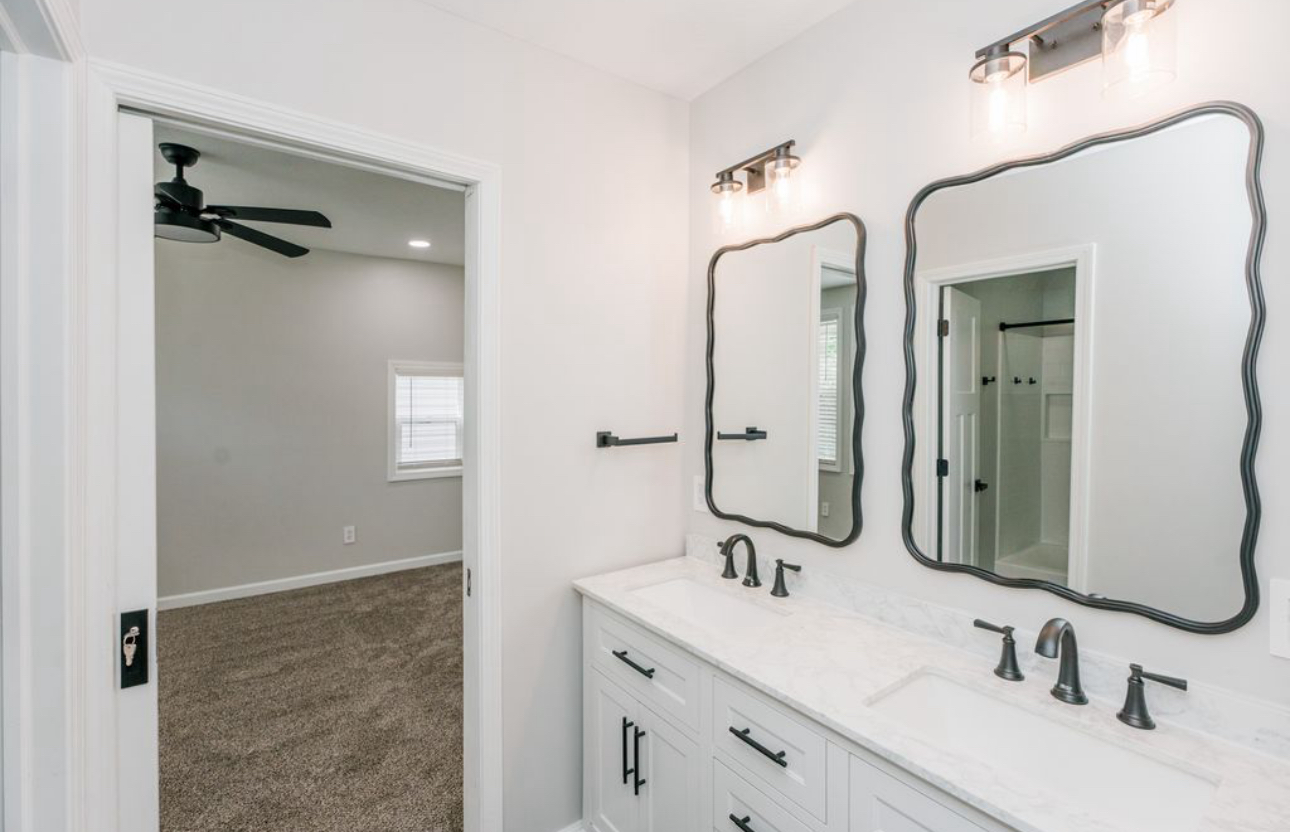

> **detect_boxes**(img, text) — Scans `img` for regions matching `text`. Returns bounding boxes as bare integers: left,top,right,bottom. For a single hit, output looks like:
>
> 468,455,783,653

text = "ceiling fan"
153,143,332,258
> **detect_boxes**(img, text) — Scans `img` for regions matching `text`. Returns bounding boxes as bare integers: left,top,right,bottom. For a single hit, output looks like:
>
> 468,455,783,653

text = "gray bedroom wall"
155,242,464,599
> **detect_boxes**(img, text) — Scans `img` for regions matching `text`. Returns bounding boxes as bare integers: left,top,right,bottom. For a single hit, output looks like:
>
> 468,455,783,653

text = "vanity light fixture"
710,140,799,232
969,0,1178,138
408,238,432,249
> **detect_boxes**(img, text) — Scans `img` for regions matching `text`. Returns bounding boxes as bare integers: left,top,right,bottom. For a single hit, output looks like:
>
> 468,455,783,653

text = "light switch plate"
1271,579,1290,659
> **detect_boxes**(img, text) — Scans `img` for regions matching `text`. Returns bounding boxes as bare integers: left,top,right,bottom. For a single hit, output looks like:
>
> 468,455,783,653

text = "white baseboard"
553,822,585,832
157,550,463,610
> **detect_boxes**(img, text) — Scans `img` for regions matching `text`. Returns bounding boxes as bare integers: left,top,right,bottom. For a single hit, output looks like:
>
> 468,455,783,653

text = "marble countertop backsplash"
684,533,1290,762
573,541,1290,832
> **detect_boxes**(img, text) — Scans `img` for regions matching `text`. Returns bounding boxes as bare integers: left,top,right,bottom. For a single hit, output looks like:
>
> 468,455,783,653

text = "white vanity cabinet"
583,600,1010,832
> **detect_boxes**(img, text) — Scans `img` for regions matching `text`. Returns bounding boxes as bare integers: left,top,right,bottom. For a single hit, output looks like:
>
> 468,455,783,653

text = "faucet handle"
718,539,739,580
769,559,801,598
973,619,1024,682
1117,663,1187,730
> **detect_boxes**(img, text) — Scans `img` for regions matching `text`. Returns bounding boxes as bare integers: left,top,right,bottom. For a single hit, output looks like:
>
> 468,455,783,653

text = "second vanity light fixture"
970,0,1177,140
710,140,801,234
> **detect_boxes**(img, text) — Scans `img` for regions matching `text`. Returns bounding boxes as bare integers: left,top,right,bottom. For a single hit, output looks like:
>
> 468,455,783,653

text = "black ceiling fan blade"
214,219,309,258
205,205,332,228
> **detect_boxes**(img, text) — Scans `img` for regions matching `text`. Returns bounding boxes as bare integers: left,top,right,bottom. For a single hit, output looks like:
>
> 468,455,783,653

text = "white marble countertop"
574,556,1290,832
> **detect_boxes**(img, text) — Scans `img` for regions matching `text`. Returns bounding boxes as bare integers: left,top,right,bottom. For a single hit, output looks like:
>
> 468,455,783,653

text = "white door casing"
942,287,982,567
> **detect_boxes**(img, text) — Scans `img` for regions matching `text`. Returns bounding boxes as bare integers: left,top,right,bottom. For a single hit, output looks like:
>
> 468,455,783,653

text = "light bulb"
712,173,743,234
766,150,801,215
1102,0,1176,99
969,50,1026,140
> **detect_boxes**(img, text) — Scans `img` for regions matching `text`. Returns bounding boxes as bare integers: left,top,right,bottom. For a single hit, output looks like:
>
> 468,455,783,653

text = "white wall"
78,2,690,829
155,243,464,598
687,0,1290,707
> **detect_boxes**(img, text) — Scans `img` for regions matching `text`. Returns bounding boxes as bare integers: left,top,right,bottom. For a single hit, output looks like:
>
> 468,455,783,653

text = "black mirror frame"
900,101,1265,634
706,212,867,547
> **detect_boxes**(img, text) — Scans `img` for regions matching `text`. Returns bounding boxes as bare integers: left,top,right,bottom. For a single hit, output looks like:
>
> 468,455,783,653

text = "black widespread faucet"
1034,618,1088,705
719,534,760,586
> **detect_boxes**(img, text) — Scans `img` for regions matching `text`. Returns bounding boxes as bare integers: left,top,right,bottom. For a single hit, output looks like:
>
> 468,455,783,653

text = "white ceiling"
154,126,466,266
415,0,857,100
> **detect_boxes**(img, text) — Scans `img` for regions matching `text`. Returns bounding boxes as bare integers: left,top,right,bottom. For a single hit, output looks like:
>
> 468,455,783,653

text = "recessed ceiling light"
408,239,432,249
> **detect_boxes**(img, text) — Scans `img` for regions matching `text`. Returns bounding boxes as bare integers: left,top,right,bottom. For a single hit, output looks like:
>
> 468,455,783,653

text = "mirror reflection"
908,111,1259,624
708,214,864,545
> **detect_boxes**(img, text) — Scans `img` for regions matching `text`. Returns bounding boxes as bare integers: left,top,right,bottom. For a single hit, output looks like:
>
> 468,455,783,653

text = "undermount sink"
869,672,1217,832
630,577,787,633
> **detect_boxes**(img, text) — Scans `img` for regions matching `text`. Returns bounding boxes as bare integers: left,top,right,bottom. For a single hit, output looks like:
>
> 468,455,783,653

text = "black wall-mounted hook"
1028,377,1038,385
596,431,678,448
982,376,997,386
1013,377,1023,385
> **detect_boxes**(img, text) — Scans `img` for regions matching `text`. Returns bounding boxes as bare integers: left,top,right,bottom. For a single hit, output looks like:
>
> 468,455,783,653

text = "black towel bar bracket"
717,426,768,441
596,431,678,448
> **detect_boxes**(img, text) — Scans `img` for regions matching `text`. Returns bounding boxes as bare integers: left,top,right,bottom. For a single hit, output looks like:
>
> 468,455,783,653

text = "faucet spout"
1035,618,1088,705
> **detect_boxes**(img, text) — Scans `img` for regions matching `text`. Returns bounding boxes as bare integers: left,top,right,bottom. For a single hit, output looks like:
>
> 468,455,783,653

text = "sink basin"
630,577,787,633
869,672,1217,832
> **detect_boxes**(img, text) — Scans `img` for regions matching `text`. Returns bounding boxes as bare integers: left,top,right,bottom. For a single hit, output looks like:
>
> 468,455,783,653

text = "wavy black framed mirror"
706,213,867,546
901,102,1265,633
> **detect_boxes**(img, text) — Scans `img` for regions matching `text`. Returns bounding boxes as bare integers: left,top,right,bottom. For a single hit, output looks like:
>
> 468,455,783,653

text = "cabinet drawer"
713,759,811,832
713,676,828,822
589,604,702,731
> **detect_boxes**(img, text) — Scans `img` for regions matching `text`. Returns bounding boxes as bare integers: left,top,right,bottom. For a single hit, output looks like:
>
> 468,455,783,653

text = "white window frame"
818,306,845,473
387,359,465,481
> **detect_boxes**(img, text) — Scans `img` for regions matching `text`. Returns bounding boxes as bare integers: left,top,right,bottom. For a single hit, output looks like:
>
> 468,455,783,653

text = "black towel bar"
596,431,678,448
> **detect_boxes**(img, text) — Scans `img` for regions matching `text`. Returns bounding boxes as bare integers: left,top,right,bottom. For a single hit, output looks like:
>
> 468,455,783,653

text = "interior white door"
942,287,982,566
588,671,641,832
115,111,160,828
637,704,701,832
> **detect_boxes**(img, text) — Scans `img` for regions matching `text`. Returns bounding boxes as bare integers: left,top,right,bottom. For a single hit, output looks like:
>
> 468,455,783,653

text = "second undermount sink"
869,671,1217,832
630,577,787,634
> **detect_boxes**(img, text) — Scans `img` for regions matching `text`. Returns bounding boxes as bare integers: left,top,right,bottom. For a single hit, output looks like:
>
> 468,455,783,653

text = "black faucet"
1117,664,1187,730
719,534,759,585
1034,618,1087,704
769,559,801,597
973,619,1024,681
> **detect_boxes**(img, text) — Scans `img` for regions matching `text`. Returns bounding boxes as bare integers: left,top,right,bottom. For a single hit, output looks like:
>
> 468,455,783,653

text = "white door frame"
914,244,1095,587
2,43,505,831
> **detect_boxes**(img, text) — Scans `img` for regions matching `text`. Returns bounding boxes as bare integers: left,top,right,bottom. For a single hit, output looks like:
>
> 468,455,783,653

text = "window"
388,361,464,481
818,308,842,471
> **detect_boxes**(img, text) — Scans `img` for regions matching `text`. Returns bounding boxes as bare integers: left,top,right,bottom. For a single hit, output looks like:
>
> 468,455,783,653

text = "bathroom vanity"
576,556,1290,832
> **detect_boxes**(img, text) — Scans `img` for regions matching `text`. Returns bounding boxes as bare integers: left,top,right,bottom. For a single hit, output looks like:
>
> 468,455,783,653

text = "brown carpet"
159,564,463,832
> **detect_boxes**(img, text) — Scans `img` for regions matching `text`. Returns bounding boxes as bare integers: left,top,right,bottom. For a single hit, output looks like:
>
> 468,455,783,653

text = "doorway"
148,123,468,829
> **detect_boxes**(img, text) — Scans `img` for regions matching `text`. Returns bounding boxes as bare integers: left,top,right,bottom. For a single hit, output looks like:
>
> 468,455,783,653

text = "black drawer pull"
632,725,647,795
730,815,757,832
729,726,788,767
612,649,656,679
621,718,634,785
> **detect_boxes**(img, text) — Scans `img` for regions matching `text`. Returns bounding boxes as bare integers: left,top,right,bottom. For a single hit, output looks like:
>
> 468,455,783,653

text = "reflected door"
942,287,982,566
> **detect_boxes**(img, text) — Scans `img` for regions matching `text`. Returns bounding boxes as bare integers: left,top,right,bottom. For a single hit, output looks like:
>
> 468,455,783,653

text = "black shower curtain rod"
999,318,1074,332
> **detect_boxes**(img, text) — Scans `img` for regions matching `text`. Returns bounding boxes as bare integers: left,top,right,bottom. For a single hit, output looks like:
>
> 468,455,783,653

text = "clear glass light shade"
1102,0,1176,100
766,153,801,215
969,51,1027,141
712,177,743,234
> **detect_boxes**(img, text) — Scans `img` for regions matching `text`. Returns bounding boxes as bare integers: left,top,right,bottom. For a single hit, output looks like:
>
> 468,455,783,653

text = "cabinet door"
589,671,641,832
638,704,703,832
850,756,987,832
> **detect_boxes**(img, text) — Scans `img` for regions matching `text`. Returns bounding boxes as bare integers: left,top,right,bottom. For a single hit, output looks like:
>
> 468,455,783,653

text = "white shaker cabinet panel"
849,755,988,832
587,669,642,832
638,702,704,832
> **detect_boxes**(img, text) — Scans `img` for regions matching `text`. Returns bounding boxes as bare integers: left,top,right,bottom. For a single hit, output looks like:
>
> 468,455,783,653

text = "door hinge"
937,319,949,337
466,567,472,597
936,459,949,478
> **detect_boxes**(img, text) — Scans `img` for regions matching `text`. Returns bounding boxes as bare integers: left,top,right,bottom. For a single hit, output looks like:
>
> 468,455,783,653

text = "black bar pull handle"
729,726,788,767
596,431,679,448
632,726,647,795
717,426,768,441
612,649,656,679
730,815,758,832
621,718,634,785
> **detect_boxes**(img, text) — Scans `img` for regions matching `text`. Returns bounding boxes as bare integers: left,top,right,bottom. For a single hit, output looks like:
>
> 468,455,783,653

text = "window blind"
395,372,464,468
818,313,841,466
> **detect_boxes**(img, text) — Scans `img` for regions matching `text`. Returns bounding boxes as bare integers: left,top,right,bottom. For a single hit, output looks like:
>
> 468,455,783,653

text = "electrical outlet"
1271,579,1290,659
821,502,830,517
693,475,707,512
343,525,356,545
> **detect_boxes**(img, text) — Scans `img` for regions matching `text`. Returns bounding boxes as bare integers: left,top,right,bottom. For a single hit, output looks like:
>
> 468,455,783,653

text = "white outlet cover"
343,525,356,545
693,475,707,512
1271,578,1290,659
